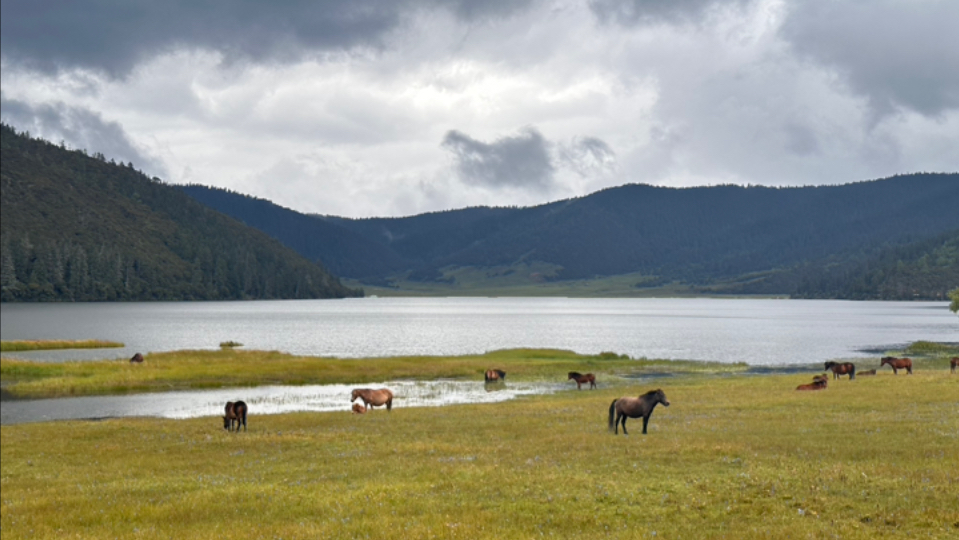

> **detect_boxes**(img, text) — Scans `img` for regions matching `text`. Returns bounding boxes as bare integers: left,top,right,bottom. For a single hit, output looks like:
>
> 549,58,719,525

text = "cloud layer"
1,0,956,217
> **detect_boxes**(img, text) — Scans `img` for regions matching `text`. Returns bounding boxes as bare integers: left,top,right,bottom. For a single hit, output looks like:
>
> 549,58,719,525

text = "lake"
1,297,955,365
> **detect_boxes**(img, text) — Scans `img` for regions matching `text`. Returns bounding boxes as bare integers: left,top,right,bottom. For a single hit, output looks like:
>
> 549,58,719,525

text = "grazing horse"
796,374,828,391
608,389,670,435
351,388,394,412
951,357,958,374
223,400,247,432
858,369,877,376
484,369,506,383
568,372,596,390
824,361,856,380
129,353,144,363
352,403,367,414
880,356,913,375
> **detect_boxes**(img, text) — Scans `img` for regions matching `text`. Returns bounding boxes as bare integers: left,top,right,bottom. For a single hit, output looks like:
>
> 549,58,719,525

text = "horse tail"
608,399,618,432
849,364,856,379
387,394,393,412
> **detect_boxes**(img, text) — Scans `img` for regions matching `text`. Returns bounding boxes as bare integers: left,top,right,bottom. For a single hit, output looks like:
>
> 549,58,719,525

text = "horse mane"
642,389,663,398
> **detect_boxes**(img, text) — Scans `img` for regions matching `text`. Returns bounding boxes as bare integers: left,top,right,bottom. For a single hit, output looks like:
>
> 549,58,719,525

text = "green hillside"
181,175,959,299
0,124,361,301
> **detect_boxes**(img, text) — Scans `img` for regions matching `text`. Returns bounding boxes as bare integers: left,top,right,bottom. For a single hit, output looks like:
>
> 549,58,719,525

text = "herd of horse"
214,355,958,434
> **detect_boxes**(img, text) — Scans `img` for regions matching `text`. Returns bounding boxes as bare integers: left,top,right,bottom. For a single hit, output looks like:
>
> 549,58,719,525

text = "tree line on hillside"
0,123,361,301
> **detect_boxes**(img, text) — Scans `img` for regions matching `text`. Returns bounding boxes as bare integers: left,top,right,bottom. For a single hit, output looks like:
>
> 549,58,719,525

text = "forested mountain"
180,174,959,299
0,124,361,301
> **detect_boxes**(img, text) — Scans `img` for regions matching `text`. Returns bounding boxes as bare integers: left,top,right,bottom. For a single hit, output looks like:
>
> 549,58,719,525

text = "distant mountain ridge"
180,174,959,299
0,124,361,301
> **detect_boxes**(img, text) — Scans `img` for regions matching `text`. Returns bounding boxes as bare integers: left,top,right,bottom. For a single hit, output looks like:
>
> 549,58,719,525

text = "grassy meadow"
0,349,748,399
2,366,958,539
0,340,124,352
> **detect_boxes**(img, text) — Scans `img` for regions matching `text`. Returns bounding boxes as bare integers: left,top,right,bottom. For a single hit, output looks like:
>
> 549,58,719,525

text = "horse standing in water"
485,369,506,383
824,361,856,380
351,388,394,412
223,400,248,432
608,389,670,435
951,358,958,373
568,372,596,390
880,357,913,375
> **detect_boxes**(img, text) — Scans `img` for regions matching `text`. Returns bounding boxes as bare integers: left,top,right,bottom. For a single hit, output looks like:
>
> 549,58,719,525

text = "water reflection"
0,380,567,425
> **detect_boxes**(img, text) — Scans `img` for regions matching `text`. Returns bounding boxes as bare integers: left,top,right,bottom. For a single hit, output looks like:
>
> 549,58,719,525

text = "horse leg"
590,380,596,389
620,415,628,436
642,415,649,435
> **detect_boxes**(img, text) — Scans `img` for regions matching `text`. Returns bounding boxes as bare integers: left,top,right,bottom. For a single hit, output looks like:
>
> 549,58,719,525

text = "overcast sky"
2,0,957,217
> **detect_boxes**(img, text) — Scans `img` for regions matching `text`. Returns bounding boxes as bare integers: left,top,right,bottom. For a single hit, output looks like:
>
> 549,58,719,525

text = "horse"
351,388,393,412
223,400,247,432
484,369,506,383
824,361,856,380
796,374,828,391
568,372,596,390
352,403,367,414
129,353,144,363
858,369,877,376
880,356,913,375
951,357,958,373
608,389,670,435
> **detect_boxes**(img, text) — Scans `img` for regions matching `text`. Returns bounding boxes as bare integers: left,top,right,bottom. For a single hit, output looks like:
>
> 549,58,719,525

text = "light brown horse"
568,372,596,390
951,357,958,373
796,374,828,391
351,388,394,411
129,353,144,363
880,356,913,375
485,369,506,383
223,400,247,431
352,403,367,414
824,361,856,380
608,389,670,435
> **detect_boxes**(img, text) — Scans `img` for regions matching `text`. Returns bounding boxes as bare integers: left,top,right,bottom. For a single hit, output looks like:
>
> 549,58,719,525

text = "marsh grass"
0,348,747,399
2,371,956,539
0,339,124,352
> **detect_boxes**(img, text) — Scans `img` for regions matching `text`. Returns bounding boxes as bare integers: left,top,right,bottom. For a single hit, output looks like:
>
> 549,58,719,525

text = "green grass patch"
2,371,956,539
0,339,124,352
0,348,747,399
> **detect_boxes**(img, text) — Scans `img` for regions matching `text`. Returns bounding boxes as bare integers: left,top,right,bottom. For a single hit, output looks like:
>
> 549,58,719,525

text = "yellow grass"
0,348,747,399
2,370,957,539
0,339,124,352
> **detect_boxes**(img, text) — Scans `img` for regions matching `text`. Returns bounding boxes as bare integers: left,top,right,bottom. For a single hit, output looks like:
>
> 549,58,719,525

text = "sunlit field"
2,359,957,539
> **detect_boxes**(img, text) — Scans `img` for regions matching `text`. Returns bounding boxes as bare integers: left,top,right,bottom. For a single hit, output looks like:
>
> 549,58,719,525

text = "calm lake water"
1,297,955,365
2,298,955,424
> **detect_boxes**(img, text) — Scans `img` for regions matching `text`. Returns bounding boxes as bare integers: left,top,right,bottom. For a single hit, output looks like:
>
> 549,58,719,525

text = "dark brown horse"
223,400,247,431
352,403,367,414
951,357,958,373
351,388,393,411
824,361,856,380
485,369,506,383
568,372,596,390
796,374,828,391
129,353,144,363
608,389,670,435
880,356,913,375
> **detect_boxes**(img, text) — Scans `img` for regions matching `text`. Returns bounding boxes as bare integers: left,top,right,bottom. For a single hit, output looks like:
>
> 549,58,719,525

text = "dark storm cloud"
1,94,167,176
782,1,959,118
442,128,555,189
0,0,536,77
589,0,748,25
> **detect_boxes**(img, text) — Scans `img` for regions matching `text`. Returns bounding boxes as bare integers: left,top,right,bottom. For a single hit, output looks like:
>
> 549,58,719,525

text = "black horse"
223,400,248,432
608,389,670,435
